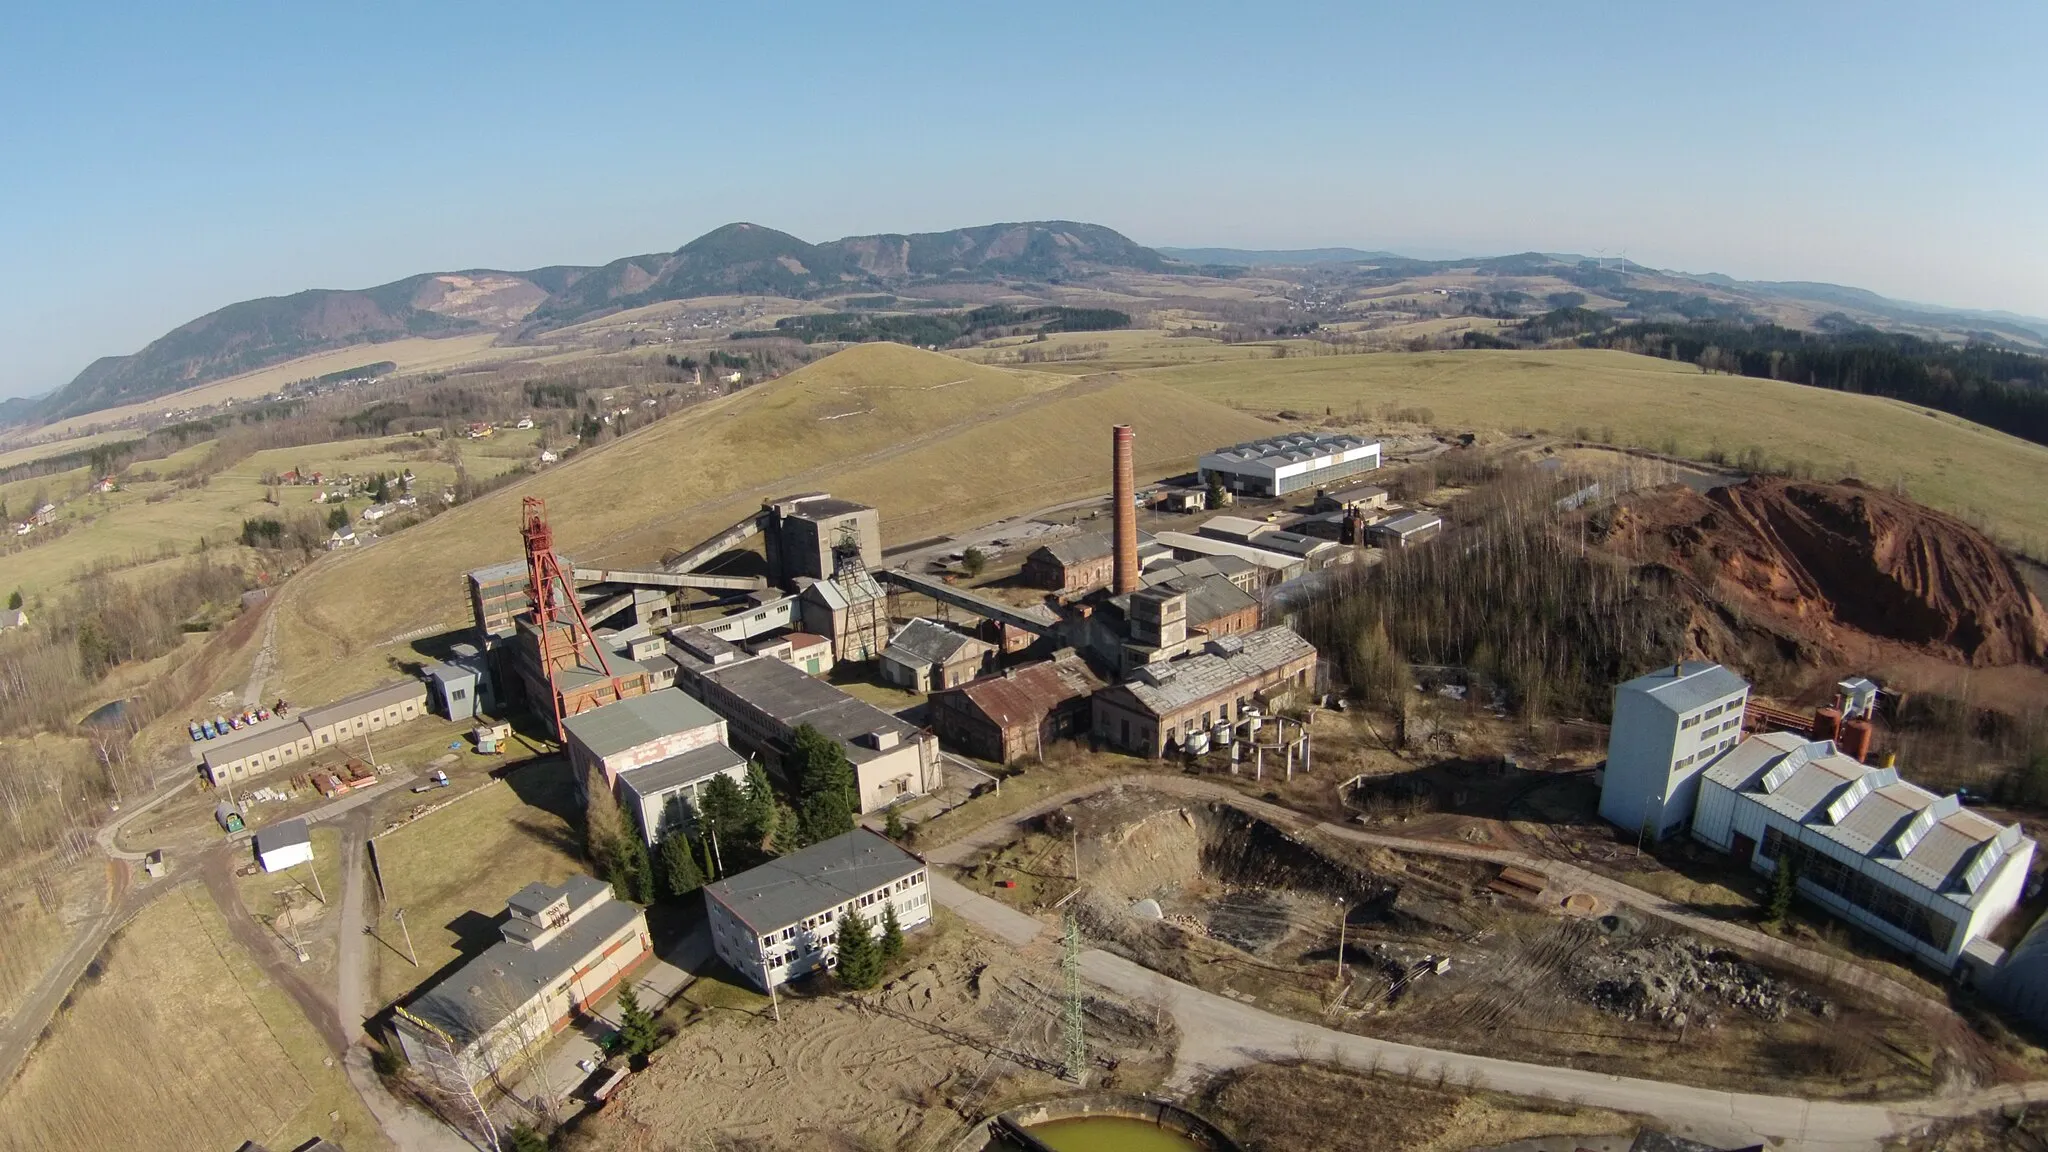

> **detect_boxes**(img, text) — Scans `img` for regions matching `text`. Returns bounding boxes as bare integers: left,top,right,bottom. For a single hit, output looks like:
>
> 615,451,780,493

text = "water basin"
1028,1116,1203,1152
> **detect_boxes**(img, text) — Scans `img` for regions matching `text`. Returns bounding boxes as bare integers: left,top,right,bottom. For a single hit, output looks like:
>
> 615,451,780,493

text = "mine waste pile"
1571,932,1831,1029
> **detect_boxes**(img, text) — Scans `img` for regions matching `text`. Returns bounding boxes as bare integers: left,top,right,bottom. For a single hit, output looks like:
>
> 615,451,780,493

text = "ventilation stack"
1112,425,1139,595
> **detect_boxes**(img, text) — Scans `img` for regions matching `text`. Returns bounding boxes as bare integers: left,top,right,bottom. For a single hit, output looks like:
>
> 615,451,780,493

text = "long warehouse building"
1198,433,1382,498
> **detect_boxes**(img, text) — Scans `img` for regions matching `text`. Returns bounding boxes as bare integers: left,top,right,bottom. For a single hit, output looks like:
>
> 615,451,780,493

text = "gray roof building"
618,743,749,803
1620,661,1754,719
1118,628,1316,717
404,875,643,1045
560,689,723,760
885,618,982,667
693,656,919,765
703,829,924,936
253,818,311,856
297,680,429,732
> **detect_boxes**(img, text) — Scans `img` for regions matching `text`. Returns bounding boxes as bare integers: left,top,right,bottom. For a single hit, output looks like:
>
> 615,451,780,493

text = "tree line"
735,304,1132,347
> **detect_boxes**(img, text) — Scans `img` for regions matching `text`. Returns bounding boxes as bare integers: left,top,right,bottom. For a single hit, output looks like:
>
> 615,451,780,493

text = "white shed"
254,818,314,873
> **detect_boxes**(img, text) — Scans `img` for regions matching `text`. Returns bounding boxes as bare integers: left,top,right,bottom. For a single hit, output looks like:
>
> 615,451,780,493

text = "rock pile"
1573,936,1830,1029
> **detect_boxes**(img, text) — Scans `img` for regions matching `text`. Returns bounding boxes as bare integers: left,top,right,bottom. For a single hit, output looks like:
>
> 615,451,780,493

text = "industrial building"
560,688,749,844
748,631,835,676
1092,627,1318,757
1600,662,2035,970
1366,510,1443,548
670,635,943,813
927,651,1103,764
1598,661,1752,840
1148,530,1306,585
1198,433,1382,498
761,494,882,586
1196,516,1344,570
880,619,996,693
423,643,495,721
1688,729,2033,968
396,876,650,1091
1021,530,1164,595
1314,482,1390,513
253,819,313,873
703,829,931,991
200,680,430,786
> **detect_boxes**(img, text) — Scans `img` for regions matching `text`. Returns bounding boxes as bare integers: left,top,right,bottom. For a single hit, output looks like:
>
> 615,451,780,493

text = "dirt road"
199,850,347,1055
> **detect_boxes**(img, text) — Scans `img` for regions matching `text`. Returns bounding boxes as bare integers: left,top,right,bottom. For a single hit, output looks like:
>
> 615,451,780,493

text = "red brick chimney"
1112,424,1139,595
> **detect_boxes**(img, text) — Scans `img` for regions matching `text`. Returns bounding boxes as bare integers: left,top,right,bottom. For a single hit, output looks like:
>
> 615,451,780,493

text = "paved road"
913,771,2048,1151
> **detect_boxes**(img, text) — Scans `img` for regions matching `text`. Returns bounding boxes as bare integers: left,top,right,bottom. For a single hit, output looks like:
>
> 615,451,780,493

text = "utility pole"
1062,908,1085,1084
1335,902,1348,988
305,856,325,903
394,906,419,967
768,974,782,1024
709,823,725,879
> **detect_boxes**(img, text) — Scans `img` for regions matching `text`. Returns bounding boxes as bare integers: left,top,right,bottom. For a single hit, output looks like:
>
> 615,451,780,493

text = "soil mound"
1609,477,2048,667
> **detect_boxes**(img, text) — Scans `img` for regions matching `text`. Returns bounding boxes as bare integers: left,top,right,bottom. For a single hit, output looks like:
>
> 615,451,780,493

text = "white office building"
702,829,931,991
1598,661,1750,840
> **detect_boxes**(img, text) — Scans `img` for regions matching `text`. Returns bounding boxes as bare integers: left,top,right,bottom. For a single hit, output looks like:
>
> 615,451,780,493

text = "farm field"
366,758,586,1009
0,884,385,1152
1145,348,2048,552
265,343,1272,701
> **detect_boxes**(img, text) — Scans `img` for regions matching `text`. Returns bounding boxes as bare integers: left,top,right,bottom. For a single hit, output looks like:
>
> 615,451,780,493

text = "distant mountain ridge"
23,223,2048,425
32,220,1172,422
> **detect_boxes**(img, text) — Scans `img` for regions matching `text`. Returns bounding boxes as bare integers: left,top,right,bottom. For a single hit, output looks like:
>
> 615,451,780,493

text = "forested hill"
1580,321,2048,447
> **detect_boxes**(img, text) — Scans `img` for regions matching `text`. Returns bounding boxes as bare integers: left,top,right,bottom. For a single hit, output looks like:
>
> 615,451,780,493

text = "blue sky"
2,0,2043,397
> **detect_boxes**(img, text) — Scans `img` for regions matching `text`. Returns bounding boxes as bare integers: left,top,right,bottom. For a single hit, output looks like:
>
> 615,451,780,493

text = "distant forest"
1471,313,2048,448
734,304,1131,347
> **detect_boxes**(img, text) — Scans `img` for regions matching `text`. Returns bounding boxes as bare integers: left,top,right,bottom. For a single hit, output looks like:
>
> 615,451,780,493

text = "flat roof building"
1199,433,1382,498
1149,531,1306,585
703,829,931,990
396,875,650,1091
1365,510,1443,548
1600,661,1752,840
560,688,744,843
674,648,942,813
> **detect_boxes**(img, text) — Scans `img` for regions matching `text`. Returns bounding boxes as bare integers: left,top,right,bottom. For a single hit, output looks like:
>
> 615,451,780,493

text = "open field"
0,884,74,1020
19,332,544,440
0,430,134,471
0,427,542,602
1145,348,2048,551
367,759,586,1009
561,921,1173,1152
265,343,1273,701
0,884,385,1152
1201,1060,1633,1152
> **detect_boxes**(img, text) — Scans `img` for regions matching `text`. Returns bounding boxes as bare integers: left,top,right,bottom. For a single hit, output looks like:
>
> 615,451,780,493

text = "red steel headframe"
522,496,618,739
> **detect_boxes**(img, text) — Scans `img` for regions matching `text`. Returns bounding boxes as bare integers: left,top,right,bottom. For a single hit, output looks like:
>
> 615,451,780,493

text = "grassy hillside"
1145,348,2048,552
269,343,1270,699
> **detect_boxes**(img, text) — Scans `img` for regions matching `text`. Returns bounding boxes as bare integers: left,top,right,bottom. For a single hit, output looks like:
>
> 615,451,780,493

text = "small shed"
426,661,482,721
142,849,168,879
214,802,245,834
254,818,314,873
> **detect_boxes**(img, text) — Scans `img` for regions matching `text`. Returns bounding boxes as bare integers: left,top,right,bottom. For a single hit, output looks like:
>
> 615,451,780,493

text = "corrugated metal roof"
298,680,428,730
1111,627,1315,717
560,688,722,758
202,719,314,767
935,654,1103,728
704,829,922,935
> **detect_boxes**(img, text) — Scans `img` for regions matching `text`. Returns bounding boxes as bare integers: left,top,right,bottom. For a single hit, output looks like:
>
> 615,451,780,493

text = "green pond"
1026,1116,1204,1152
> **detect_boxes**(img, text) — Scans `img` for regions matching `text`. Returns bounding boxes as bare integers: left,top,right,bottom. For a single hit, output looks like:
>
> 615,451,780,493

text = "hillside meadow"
266,343,1272,700
1145,348,2048,553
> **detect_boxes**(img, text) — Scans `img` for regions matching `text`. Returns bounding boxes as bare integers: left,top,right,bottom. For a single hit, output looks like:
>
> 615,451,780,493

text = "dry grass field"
1201,1060,1632,1152
0,885,386,1152
266,343,1272,700
0,887,71,1020
1145,348,2048,552
0,428,540,601
22,332,538,440
367,759,586,1009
